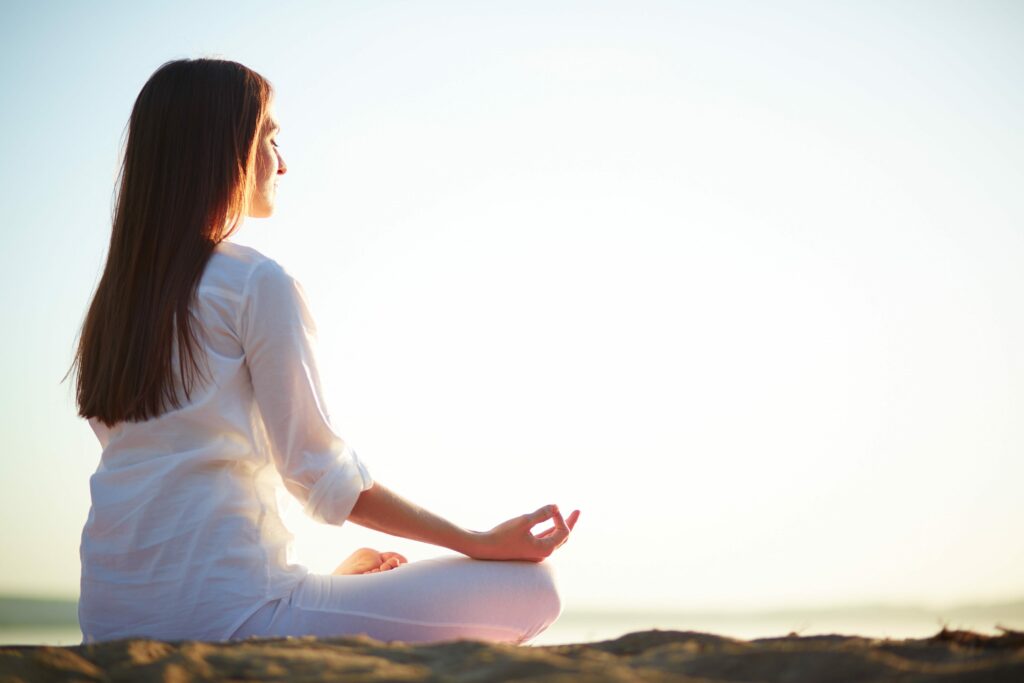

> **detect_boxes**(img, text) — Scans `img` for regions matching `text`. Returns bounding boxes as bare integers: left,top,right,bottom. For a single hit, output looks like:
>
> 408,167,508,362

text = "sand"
1,627,1022,682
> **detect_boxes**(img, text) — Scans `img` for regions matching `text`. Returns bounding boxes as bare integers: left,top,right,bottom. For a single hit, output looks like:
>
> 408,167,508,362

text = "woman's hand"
348,482,579,563
466,505,581,562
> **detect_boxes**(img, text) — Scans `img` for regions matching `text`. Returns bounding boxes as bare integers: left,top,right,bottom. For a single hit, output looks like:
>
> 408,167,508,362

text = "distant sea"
3,596,1022,647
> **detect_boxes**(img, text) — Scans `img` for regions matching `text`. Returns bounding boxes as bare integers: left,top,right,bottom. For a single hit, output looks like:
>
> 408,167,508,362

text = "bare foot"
332,547,408,575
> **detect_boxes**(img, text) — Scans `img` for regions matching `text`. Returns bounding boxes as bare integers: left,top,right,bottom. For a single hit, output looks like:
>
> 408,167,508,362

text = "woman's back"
79,241,370,642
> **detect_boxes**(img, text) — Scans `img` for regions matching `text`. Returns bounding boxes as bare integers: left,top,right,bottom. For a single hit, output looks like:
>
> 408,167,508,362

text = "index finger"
551,507,569,532
536,508,571,550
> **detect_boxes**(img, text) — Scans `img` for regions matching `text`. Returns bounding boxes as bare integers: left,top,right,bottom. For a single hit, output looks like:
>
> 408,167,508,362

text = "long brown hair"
73,58,273,427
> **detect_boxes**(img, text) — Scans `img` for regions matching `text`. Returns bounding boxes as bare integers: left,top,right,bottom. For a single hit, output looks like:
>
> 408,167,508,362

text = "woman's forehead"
264,103,280,133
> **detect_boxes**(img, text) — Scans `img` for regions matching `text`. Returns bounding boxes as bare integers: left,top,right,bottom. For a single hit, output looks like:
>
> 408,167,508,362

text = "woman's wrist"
453,528,486,558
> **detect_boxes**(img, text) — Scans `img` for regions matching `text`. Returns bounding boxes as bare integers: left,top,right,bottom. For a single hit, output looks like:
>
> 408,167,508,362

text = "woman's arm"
348,482,579,563
242,260,373,526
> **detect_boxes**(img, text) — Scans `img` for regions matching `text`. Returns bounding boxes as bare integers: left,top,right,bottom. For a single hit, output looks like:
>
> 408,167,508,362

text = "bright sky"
1,1,1022,612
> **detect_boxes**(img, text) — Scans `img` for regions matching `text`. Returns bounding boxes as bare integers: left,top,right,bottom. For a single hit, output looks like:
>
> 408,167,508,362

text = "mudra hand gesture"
470,505,580,562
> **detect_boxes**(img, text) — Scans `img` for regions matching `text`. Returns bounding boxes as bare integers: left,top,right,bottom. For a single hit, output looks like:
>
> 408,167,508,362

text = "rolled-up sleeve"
238,259,372,525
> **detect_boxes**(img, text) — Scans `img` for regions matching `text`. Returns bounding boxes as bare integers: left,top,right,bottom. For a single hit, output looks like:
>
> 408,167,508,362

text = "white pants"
230,556,562,644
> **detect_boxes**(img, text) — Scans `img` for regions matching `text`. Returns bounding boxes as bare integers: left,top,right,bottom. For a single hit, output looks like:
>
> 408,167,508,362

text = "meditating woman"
71,58,579,645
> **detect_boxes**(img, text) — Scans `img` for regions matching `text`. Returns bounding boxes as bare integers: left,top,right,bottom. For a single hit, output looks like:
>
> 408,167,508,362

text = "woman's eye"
271,139,278,148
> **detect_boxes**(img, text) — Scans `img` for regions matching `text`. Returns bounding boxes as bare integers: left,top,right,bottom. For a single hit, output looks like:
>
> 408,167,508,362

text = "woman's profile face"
248,104,287,218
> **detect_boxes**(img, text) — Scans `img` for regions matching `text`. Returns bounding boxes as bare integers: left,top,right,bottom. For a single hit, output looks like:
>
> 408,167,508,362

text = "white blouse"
78,241,373,643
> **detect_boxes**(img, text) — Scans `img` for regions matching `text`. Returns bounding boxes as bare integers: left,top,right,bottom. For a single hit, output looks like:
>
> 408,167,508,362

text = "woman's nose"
277,151,288,175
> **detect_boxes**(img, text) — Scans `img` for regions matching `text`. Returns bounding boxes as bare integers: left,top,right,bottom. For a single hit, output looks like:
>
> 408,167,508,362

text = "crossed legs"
231,555,562,644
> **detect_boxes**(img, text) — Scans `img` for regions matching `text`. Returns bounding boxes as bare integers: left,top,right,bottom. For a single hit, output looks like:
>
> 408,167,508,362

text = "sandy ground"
1,627,1022,682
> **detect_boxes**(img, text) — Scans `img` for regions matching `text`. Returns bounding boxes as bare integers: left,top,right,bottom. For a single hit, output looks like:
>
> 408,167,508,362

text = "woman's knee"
523,561,562,624
438,558,562,635
507,561,561,643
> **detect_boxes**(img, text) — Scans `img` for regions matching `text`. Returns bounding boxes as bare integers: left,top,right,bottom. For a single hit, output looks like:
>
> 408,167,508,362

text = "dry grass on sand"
2,626,1023,682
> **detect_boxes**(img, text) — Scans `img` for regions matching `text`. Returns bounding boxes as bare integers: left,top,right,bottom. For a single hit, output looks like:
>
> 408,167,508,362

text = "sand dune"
2,627,1022,682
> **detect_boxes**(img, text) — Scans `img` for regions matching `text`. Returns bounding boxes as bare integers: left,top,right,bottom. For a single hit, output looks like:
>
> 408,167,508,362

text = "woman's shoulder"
202,240,289,300
211,239,274,271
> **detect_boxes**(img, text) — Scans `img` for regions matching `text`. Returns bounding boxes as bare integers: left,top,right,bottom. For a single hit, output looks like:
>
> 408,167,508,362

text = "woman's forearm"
347,482,481,556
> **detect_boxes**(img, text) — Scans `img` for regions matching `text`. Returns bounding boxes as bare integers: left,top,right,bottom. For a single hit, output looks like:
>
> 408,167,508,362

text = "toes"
358,553,407,575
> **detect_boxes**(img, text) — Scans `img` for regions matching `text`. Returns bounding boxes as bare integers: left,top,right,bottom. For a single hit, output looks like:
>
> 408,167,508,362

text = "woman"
72,58,579,645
